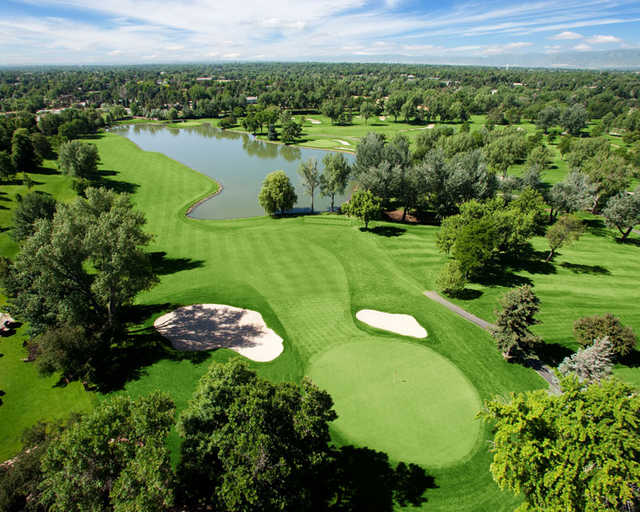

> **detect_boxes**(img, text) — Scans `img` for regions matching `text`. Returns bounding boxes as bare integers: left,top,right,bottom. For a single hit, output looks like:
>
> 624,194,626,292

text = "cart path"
423,290,561,394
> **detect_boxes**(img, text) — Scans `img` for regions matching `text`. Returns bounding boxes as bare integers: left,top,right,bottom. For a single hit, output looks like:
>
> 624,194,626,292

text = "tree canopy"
258,170,297,216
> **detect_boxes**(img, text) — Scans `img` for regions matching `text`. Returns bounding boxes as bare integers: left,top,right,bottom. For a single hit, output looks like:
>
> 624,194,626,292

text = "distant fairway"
308,339,482,466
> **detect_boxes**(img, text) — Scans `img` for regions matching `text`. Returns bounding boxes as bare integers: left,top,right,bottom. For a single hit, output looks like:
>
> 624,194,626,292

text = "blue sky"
1,0,639,65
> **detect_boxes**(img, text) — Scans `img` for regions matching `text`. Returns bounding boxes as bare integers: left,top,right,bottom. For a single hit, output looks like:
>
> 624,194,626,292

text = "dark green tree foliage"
11,128,41,172
480,377,640,512
535,105,560,133
176,360,337,511
0,150,13,181
602,188,640,241
39,393,175,512
281,119,302,144
560,103,589,136
12,191,57,242
413,126,454,161
58,140,101,179
360,101,375,125
491,285,541,359
4,187,157,335
29,132,52,161
546,171,593,221
573,313,637,357
0,419,72,512
343,189,382,230
320,152,351,212
583,153,632,212
258,170,297,215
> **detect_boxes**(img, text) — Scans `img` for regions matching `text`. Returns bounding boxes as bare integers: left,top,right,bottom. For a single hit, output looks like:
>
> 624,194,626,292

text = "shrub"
573,313,637,357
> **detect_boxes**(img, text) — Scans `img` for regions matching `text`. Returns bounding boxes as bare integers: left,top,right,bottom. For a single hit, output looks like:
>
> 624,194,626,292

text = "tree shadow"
619,349,640,368
560,262,610,275
583,218,608,237
454,288,483,300
31,166,59,176
95,170,139,194
473,266,532,288
367,226,407,237
329,445,436,511
616,237,640,247
149,251,205,276
533,342,574,367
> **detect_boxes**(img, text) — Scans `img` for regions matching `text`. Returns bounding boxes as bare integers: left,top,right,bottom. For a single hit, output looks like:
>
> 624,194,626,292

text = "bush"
573,313,637,357
558,337,614,383
435,261,467,297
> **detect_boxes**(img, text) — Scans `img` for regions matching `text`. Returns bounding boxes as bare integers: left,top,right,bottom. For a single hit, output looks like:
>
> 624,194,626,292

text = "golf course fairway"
308,339,482,467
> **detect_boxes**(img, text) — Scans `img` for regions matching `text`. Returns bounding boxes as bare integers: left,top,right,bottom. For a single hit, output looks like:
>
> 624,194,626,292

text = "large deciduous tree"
4,187,157,335
258,170,297,216
12,191,57,242
545,214,583,262
11,128,41,172
39,392,175,512
560,103,589,136
480,377,640,512
176,360,337,511
58,140,101,179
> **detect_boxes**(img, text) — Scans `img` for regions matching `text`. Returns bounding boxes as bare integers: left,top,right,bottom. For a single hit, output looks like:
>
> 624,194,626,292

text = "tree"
30,132,51,161
58,140,100,179
602,189,640,241
525,145,551,169
573,313,637,358
320,99,344,124
12,191,57,242
385,92,405,122
11,128,41,172
491,285,541,359
480,377,640,512
545,214,583,262
535,105,560,134
558,337,614,383
343,189,382,230
353,132,387,177
560,104,588,136
39,393,175,512
320,152,351,212
4,187,157,336
583,154,631,212
435,260,467,297
360,101,375,125
281,119,301,144
258,170,297,216
176,360,336,511
297,158,321,213
546,171,594,221
484,133,527,177
0,150,15,182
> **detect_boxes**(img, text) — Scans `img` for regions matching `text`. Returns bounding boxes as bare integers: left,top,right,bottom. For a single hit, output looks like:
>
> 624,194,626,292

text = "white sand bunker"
154,304,284,362
335,139,351,146
356,309,427,339
306,118,322,124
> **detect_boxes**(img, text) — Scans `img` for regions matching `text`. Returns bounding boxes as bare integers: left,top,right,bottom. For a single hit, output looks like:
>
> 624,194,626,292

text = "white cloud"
586,34,622,44
573,43,592,51
482,41,533,55
550,31,583,40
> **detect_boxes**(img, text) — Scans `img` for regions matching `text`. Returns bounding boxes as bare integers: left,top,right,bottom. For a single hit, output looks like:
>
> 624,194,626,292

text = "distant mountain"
321,49,640,70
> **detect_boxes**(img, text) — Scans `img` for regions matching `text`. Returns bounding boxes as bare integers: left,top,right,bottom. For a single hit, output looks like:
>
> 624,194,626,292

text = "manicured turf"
308,339,482,467
2,128,636,509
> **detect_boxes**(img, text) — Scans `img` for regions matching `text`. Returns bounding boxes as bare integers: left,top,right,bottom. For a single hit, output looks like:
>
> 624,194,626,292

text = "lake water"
113,123,354,219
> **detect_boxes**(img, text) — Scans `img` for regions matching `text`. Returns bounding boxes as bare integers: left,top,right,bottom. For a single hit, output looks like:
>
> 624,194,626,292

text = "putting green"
308,339,482,467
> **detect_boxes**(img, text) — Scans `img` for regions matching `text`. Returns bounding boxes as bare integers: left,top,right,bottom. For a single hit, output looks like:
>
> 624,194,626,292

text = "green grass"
309,339,482,467
3,128,637,509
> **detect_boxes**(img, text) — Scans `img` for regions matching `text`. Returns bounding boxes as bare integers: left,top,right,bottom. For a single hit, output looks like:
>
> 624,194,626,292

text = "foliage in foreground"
481,377,640,512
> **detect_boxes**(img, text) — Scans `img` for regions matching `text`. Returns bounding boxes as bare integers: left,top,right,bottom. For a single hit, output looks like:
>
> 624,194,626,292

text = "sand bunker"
356,309,427,338
335,139,350,146
154,304,283,362
306,118,322,124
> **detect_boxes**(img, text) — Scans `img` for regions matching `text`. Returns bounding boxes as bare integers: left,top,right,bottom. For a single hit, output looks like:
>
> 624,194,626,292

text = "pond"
113,123,354,220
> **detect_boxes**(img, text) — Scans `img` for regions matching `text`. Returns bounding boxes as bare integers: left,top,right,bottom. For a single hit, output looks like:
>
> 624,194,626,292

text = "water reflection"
113,123,354,220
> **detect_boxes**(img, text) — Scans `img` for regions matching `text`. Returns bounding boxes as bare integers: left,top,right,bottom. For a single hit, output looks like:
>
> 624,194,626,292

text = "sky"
1,0,639,66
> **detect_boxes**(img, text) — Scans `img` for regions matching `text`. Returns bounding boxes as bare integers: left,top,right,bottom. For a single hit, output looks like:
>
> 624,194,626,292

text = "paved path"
423,291,561,395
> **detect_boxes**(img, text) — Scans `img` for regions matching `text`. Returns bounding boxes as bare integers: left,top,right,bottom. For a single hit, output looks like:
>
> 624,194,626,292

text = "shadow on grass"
330,445,436,511
560,262,610,275
620,349,640,368
616,237,640,247
474,266,533,288
454,288,483,300
534,342,574,367
149,251,205,276
583,218,608,237
95,169,139,194
367,226,407,237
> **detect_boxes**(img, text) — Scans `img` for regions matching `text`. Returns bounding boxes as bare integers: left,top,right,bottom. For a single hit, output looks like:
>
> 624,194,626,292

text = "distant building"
196,76,213,81
246,96,258,104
